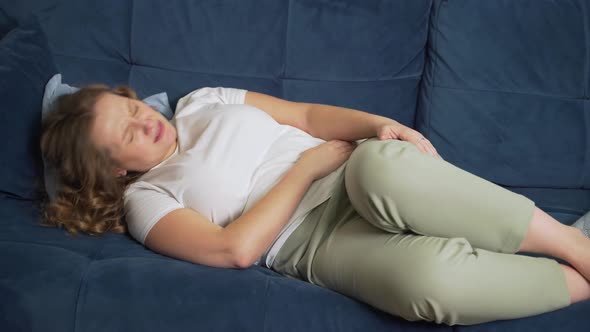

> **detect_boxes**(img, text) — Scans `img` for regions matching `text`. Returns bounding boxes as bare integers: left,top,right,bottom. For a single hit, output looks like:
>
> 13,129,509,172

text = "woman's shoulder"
176,87,247,111
124,180,165,200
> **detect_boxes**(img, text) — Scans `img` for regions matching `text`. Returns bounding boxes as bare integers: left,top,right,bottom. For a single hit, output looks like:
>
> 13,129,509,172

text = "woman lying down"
40,85,590,326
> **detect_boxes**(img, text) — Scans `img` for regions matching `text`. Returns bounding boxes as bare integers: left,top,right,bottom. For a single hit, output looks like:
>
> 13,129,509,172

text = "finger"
419,142,436,157
419,140,437,157
424,143,436,156
428,144,439,157
417,144,429,155
431,147,440,158
428,146,437,157
414,140,427,151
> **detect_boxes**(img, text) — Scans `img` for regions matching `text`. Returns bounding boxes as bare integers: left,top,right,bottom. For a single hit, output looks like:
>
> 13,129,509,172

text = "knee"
393,271,463,324
398,273,461,324
345,139,422,203
348,138,418,172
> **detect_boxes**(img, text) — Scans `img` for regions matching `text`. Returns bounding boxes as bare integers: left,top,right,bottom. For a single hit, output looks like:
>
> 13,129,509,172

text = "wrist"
290,163,317,183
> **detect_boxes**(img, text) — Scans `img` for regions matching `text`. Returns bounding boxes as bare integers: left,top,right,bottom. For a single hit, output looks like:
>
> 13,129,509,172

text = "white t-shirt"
124,87,347,268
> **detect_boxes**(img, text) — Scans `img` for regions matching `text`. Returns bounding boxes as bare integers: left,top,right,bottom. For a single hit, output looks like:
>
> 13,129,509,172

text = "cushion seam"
261,278,271,332
581,1,590,188
582,102,589,188
129,0,135,65
129,61,423,83
72,261,92,332
0,239,91,256
279,0,290,81
432,84,586,101
582,0,589,98
428,0,446,138
52,51,422,83
283,74,421,83
127,0,135,86
52,52,128,64
73,242,106,332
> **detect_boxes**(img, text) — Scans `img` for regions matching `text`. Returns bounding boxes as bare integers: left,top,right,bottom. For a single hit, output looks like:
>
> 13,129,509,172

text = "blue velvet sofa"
1,1,589,331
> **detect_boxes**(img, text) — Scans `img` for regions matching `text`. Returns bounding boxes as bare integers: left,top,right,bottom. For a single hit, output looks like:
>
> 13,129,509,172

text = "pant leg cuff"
502,196,536,253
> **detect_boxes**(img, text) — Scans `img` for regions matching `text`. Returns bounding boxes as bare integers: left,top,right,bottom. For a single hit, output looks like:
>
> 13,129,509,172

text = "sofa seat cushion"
0,198,454,332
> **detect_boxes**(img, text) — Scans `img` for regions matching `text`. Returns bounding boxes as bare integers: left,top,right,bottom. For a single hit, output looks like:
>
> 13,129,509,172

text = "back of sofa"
3,0,589,216
2,0,431,126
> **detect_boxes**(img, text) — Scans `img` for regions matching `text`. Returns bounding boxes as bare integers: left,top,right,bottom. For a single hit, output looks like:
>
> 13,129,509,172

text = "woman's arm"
145,164,315,269
245,91,408,142
222,164,314,267
304,102,404,142
245,91,440,157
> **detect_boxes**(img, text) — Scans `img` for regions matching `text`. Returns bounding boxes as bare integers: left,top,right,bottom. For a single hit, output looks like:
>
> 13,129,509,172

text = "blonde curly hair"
40,85,147,236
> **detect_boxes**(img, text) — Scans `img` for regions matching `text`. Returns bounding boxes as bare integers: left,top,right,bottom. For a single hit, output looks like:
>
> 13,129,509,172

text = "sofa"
1,0,589,331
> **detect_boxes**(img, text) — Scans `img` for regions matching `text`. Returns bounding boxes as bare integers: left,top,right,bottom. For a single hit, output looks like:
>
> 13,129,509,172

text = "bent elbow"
222,230,260,269
233,251,256,269
230,243,260,269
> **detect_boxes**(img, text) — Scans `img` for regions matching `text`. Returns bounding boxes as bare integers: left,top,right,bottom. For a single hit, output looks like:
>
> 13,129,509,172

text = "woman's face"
90,92,177,176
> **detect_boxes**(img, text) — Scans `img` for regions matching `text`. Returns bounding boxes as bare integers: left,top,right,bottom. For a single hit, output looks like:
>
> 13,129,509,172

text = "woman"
40,85,590,326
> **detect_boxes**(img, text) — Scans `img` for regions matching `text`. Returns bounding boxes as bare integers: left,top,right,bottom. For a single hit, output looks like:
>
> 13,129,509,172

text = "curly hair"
40,85,147,236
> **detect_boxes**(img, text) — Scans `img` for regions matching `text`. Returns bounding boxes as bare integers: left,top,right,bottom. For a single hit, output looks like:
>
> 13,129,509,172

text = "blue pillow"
0,19,57,200
41,74,174,202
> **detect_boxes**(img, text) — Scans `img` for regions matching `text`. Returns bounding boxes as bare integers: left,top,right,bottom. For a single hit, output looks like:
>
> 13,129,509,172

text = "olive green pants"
272,138,570,326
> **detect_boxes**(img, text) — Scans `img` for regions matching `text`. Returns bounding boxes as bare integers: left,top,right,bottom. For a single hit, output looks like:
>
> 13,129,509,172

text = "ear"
114,167,127,177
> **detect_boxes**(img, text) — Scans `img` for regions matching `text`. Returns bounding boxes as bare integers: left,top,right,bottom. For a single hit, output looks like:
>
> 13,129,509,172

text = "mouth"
154,121,163,143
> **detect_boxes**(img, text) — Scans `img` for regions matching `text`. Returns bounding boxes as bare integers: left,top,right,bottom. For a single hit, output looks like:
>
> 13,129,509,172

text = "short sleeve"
175,87,247,111
124,184,184,244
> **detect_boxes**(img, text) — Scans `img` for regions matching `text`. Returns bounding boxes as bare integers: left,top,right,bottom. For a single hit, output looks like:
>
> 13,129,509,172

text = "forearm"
223,165,314,267
305,103,405,142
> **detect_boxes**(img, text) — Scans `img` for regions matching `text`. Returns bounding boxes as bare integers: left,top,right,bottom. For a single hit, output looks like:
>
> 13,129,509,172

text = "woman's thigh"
344,138,535,253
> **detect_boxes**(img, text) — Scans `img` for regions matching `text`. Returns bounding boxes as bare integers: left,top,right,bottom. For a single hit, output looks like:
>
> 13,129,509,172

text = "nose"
130,117,157,137
143,118,157,136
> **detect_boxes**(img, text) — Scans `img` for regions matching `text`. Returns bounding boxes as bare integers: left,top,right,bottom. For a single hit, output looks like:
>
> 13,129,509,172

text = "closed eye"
127,105,139,144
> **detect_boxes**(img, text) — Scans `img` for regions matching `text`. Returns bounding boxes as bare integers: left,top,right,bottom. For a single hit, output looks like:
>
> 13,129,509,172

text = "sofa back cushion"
30,0,431,127
418,0,590,189
0,19,57,200
0,8,13,37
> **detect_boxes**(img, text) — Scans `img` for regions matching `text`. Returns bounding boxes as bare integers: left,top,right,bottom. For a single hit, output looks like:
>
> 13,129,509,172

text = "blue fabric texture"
0,0,65,38
40,73,174,201
417,0,590,220
0,7,14,37
1,1,590,332
0,18,57,200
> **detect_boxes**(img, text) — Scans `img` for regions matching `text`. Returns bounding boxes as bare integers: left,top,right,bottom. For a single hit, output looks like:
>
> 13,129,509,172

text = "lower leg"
560,264,590,304
519,207,590,281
